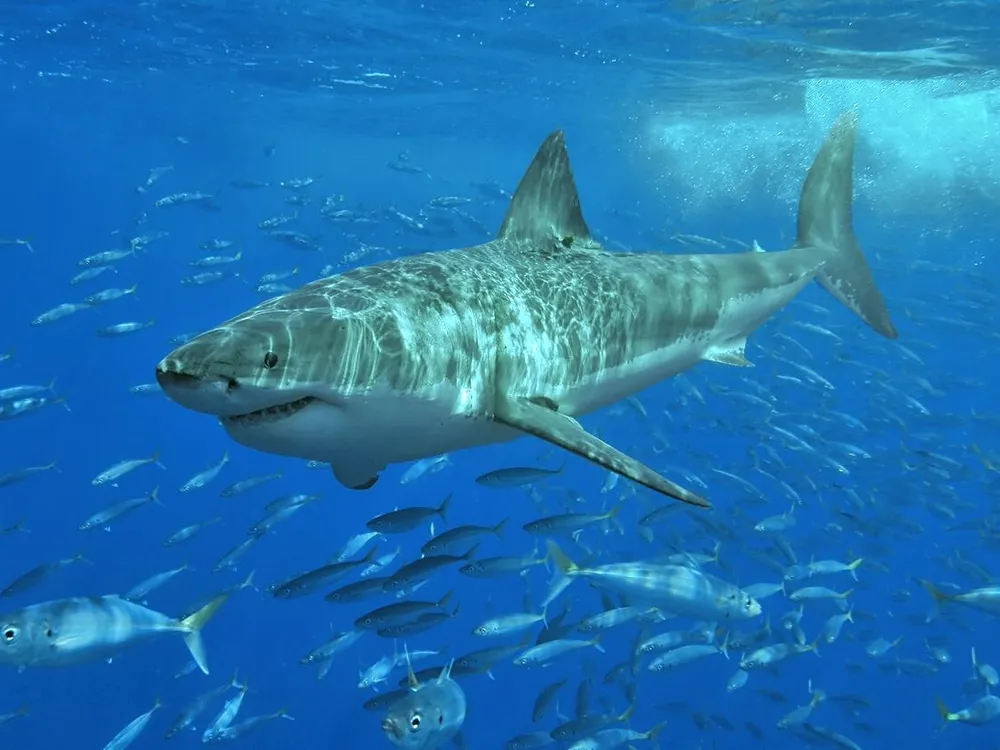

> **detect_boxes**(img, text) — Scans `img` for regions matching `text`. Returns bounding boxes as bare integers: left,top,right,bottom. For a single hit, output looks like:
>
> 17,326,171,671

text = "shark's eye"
263,351,279,369
410,714,421,730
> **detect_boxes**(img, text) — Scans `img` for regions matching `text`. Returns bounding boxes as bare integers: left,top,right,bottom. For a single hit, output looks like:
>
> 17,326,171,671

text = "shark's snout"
155,362,198,387
155,358,234,414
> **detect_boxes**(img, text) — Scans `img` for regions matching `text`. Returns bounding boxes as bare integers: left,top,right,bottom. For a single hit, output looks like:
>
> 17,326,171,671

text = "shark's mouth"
221,396,316,426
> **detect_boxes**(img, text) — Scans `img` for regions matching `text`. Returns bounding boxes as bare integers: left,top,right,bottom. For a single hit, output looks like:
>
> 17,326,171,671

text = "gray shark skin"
155,112,896,507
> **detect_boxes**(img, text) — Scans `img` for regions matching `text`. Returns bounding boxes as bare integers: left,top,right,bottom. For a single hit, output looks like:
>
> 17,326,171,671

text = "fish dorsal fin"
405,644,419,689
497,130,595,249
439,658,455,683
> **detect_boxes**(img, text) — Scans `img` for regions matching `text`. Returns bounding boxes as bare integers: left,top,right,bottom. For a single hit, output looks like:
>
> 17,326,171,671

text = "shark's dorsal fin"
498,130,594,248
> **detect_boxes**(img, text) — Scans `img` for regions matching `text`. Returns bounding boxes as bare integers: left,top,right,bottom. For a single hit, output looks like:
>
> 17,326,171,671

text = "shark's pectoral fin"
704,340,753,367
492,395,711,508
330,462,381,491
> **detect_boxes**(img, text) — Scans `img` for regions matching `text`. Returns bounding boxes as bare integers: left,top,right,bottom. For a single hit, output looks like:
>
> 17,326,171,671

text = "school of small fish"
2,132,998,750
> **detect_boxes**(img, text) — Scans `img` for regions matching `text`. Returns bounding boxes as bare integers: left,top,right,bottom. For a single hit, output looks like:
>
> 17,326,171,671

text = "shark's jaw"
155,368,344,457
218,396,316,427
220,397,345,463
154,366,325,420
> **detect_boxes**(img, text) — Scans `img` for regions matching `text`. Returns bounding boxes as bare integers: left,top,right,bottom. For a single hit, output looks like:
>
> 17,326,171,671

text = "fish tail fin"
239,570,258,592
796,112,897,339
935,697,952,728
918,578,954,605
492,517,509,538
646,721,668,750
149,486,163,506
589,633,605,654
151,448,166,470
437,493,452,521
438,588,455,608
179,593,230,674
74,552,93,566
848,557,863,581
545,541,578,575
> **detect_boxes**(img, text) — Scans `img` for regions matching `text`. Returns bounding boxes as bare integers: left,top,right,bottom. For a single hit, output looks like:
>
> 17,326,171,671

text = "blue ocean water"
2,2,999,749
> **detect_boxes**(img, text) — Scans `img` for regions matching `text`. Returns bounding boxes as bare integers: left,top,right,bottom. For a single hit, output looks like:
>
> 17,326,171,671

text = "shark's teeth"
223,396,314,425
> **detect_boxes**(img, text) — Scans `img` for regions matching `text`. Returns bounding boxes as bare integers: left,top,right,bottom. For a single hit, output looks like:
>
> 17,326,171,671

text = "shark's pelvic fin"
331,463,380,491
492,395,711,508
797,111,898,339
497,130,598,249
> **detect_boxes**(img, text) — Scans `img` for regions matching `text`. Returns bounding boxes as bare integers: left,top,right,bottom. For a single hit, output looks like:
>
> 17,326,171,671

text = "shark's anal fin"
331,463,380,491
704,340,753,367
493,396,711,508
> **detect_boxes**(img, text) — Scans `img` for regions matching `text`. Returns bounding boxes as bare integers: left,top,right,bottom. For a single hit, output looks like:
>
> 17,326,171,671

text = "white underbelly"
222,383,518,469
554,337,706,416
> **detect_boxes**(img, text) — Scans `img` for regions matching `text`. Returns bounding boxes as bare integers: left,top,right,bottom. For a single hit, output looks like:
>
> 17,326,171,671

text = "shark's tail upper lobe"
796,112,898,339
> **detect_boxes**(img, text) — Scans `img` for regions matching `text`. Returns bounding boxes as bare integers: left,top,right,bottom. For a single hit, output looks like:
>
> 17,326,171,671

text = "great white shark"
155,112,897,508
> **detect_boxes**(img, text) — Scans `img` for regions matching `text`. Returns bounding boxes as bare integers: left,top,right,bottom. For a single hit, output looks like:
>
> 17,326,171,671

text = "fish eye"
2,626,17,643
745,599,752,610
409,714,421,730
262,351,279,369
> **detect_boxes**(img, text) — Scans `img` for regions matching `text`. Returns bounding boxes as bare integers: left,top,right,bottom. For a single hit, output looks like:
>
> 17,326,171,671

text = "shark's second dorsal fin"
497,130,594,248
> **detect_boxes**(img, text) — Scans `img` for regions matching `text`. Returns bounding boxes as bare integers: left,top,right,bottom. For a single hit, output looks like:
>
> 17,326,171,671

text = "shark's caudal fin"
497,130,599,249
797,112,898,340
